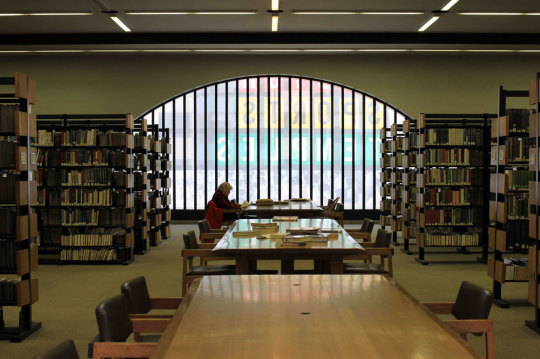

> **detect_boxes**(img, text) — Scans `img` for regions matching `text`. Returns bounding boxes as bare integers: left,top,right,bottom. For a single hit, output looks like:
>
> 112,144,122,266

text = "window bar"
309,80,313,201
257,76,261,200
362,96,366,210
289,76,292,199
341,86,345,205
236,79,239,201
278,76,282,200
267,76,271,199
183,96,187,210
225,81,229,182
320,81,323,206
194,92,197,209
299,78,303,198
172,100,176,210
331,84,334,199
204,87,208,207
378,103,386,210
247,79,250,201
352,91,355,210
214,84,218,194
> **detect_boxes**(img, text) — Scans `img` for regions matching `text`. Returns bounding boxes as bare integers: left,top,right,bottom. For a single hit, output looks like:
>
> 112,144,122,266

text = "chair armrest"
130,318,170,334
348,232,372,241
92,342,156,359
444,319,494,335
364,247,393,256
422,302,455,314
359,242,375,248
130,313,173,319
198,243,217,249
200,233,224,241
182,248,233,261
210,229,228,234
150,297,182,310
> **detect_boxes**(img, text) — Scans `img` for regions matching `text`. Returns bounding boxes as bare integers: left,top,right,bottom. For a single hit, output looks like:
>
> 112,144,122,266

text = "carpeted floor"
1,223,539,358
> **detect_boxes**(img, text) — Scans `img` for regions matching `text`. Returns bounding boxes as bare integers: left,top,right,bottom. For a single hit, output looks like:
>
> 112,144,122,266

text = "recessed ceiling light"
110,16,131,32
193,49,248,52
271,15,279,31
125,11,257,15
304,49,355,52
357,49,409,52
292,11,423,15
418,16,439,32
459,12,524,16
250,49,302,52
0,12,92,16
441,0,460,12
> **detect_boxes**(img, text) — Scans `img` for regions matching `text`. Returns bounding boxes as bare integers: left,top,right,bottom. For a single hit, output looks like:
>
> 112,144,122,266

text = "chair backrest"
95,294,133,342
452,281,493,320
326,197,340,212
34,339,79,359
198,219,212,233
374,229,392,248
120,276,152,314
335,203,344,212
183,230,199,249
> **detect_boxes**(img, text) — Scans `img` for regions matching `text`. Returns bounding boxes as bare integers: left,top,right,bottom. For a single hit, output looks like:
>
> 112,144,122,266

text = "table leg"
235,259,251,274
281,260,294,274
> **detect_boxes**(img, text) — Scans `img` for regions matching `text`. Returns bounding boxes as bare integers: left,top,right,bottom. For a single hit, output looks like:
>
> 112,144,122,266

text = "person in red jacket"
211,182,241,210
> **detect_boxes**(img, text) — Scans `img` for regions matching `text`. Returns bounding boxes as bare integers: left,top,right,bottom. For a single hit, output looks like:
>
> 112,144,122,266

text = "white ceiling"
0,0,540,51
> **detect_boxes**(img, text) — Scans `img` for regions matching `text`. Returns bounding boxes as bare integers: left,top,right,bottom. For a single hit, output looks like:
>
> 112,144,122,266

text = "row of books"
0,209,17,236
37,208,130,226
423,188,484,206
0,174,18,202
60,248,118,261
380,199,391,211
506,193,528,219
507,169,530,190
504,108,533,133
425,128,483,146
0,140,17,167
60,233,114,247
149,137,171,154
504,222,530,248
37,188,130,207
424,208,481,226
420,148,484,166
424,232,480,247
0,105,19,133
0,240,16,268
423,168,484,186
37,129,130,147
37,168,129,187
0,278,20,302
37,149,132,168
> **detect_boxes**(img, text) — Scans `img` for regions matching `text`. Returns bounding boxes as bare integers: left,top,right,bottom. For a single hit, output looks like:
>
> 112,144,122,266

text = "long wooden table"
150,275,483,359
244,200,324,218
212,218,363,274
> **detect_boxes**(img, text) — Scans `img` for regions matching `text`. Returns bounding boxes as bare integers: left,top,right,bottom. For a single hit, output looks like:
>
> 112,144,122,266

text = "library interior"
1,1,540,358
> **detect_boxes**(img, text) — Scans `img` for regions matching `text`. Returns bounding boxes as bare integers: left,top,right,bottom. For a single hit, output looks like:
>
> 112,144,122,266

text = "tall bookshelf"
416,114,491,265
527,72,540,333
389,123,405,245
35,114,135,265
401,119,418,254
489,86,532,307
0,73,41,341
380,126,393,233
133,118,150,254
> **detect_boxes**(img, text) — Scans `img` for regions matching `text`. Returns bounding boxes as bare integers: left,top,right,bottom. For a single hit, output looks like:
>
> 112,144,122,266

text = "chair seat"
343,263,387,274
189,265,236,275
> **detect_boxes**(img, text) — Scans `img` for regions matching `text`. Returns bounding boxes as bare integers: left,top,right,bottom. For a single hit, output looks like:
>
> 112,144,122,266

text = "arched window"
137,75,411,215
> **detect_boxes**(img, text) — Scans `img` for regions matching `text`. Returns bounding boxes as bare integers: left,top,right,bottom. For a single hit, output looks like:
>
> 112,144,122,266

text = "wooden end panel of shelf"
528,214,540,239
164,209,171,221
15,246,38,275
416,173,425,187
403,190,410,203
16,279,38,306
154,230,161,244
489,173,507,195
164,195,171,206
13,72,28,100
530,147,537,172
15,215,28,241
498,116,510,137
379,128,386,139
530,113,538,138
13,111,37,138
488,227,507,252
403,119,411,133
416,193,424,208
163,225,170,238
390,124,398,137
530,181,539,206
29,213,38,238
530,78,540,105
418,133,426,148
489,201,507,223
418,232,425,247
125,114,134,129
417,212,425,227
487,258,506,283
528,247,540,307
126,212,135,229
403,226,410,239
125,231,134,248
418,113,426,129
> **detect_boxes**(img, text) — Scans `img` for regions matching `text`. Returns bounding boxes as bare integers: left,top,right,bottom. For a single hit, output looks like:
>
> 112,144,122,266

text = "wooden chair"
182,230,236,295
198,218,227,243
34,339,79,359
422,281,494,359
343,229,394,277
120,276,182,340
345,218,375,242
88,294,168,358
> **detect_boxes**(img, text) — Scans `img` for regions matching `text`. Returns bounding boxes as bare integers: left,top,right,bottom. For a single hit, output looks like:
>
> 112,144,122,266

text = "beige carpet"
1,223,539,358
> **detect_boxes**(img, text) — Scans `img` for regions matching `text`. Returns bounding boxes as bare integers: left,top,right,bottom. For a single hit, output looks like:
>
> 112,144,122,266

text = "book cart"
527,72,540,333
35,114,135,265
380,126,393,237
0,73,41,341
133,117,151,254
401,119,418,255
489,85,533,307
416,113,492,265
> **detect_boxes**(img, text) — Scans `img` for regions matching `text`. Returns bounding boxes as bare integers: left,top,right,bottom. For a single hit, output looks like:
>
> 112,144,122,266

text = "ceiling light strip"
125,11,257,15
441,0,460,12
291,11,423,15
0,12,92,16
271,15,279,32
110,16,131,32
458,12,540,16
418,16,439,32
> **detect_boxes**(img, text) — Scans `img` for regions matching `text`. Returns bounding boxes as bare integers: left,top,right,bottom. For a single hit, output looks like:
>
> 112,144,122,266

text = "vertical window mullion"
204,87,208,207
236,79,239,201
352,92,355,210
193,93,197,209
172,101,176,210
289,76,292,199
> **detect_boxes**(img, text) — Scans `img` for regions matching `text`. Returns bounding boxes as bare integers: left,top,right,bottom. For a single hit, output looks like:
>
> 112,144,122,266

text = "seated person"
212,182,241,210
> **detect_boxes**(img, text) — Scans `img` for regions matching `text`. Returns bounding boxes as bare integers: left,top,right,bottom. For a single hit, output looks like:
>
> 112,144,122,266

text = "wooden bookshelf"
526,72,540,334
489,86,533,308
379,126,393,234
35,114,135,265
415,114,492,265
0,72,41,342
401,119,418,254
389,124,405,245
133,118,150,254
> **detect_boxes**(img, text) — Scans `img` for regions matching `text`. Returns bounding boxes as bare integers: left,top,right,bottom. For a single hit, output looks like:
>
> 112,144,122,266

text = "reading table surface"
244,200,324,218
150,275,482,359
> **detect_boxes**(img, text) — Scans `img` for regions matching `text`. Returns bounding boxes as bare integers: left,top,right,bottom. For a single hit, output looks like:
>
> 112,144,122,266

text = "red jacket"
204,201,223,230
211,190,241,210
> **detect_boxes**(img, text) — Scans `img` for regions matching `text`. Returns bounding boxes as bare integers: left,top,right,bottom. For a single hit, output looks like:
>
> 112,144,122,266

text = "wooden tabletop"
244,200,323,217
151,275,483,359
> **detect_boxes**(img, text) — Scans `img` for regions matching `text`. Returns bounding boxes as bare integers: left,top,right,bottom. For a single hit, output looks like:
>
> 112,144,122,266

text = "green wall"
1,53,538,118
